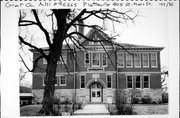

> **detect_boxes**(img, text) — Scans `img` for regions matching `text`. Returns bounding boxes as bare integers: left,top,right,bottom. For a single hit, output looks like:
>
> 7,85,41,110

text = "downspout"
115,46,118,90
115,46,118,101
73,47,76,104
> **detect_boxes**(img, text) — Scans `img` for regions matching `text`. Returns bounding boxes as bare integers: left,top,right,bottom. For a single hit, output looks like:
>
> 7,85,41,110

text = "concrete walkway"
73,104,110,115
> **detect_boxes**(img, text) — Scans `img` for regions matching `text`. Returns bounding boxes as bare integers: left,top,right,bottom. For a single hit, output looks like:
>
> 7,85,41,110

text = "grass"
20,103,82,116
21,104,168,116
108,103,168,115
133,104,168,115
20,105,42,116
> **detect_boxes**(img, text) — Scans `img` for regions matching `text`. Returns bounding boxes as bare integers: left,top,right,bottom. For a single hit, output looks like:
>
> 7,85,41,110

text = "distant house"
20,86,34,106
31,29,164,104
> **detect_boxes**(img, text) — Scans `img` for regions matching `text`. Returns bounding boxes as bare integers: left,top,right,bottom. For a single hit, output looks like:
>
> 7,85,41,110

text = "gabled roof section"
80,28,112,46
20,86,32,93
29,44,74,52
115,42,164,51
30,29,164,53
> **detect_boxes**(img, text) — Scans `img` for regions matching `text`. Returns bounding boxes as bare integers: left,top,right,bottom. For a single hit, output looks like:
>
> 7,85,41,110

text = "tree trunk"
39,58,57,115
38,9,70,115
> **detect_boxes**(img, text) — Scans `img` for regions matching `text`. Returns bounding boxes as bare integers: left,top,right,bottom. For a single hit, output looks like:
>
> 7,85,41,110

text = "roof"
20,93,34,97
29,44,74,52
20,86,32,93
114,42,164,50
30,29,164,52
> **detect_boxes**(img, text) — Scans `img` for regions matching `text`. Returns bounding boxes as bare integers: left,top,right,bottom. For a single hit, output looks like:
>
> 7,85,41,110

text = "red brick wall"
117,73,161,89
117,52,161,72
32,74,75,89
118,74,127,89
150,74,162,88
33,51,75,73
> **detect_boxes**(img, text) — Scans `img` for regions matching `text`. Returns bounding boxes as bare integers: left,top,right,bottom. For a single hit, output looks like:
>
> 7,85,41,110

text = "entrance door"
91,83,102,102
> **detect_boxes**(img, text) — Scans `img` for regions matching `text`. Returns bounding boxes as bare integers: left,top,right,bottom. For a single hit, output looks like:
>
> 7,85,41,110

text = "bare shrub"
52,96,61,116
141,96,152,104
114,89,139,115
162,92,168,103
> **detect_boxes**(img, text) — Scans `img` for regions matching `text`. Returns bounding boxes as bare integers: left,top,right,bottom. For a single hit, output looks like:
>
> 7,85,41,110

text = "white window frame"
102,53,107,67
54,76,58,86
59,76,66,86
143,75,150,89
43,58,47,64
91,52,100,67
42,75,45,86
135,75,141,89
126,75,133,89
150,53,158,68
134,53,141,68
126,53,133,68
117,53,124,68
80,75,86,89
142,53,149,68
84,52,90,67
106,75,112,88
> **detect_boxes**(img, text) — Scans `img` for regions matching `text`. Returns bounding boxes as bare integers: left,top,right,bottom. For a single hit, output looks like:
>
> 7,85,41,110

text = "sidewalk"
73,104,110,115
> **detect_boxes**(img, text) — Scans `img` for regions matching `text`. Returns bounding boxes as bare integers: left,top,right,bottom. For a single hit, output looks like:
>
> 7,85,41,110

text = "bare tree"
161,66,168,88
18,9,138,115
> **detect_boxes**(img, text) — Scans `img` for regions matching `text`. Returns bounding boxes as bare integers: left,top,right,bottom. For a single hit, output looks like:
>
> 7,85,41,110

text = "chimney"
77,19,84,39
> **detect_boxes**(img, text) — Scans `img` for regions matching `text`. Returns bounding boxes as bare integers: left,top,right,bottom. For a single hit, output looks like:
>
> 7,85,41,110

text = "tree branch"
19,54,44,72
19,20,37,26
32,9,52,47
65,9,86,32
19,36,47,57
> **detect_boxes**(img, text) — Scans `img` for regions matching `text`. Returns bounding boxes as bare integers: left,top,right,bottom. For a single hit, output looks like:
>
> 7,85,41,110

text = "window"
151,53,157,67
135,76,141,88
42,75,45,86
57,54,67,64
92,53,100,67
142,54,149,67
59,76,66,86
80,75,85,88
84,52,90,66
127,76,133,88
92,34,100,45
43,58,47,64
102,53,107,66
143,76,149,88
54,76,58,86
126,54,133,67
107,75,112,88
134,54,141,67
117,53,124,67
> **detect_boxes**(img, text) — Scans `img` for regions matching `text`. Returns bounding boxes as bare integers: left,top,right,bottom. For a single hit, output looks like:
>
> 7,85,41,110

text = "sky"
19,8,169,87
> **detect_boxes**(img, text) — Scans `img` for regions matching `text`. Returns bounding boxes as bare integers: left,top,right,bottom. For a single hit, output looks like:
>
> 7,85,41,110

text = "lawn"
108,104,168,115
21,104,168,116
20,104,80,116
133,104,168,115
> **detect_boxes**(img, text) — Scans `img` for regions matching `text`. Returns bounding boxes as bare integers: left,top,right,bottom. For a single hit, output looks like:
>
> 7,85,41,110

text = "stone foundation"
32,88,162,104
116,89,163,103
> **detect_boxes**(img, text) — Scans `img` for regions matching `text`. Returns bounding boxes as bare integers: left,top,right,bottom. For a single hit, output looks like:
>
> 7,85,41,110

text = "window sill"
80,88,86,89
151,66,158,68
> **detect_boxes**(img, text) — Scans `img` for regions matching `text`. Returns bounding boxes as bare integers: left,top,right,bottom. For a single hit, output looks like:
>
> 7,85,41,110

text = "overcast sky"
20,8,169,86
